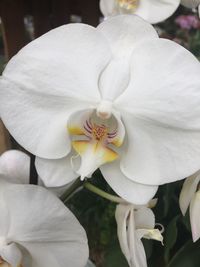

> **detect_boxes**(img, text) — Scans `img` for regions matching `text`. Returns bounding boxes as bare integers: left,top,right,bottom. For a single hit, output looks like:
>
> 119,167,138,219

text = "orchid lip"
68,110,125,179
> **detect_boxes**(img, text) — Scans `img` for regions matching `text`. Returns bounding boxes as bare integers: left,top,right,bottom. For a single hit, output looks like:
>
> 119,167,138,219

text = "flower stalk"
84,182,126,204
60,178,83,203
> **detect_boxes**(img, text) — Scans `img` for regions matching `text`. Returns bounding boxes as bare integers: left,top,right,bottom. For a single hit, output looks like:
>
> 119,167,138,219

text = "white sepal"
190,190,200,242
179,171,200,216
115,204,163,267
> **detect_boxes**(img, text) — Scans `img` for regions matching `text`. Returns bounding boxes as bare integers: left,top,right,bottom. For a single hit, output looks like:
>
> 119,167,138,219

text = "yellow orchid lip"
69,119,120,162
117,0,139,11
72,140,118,163
68,111,124,179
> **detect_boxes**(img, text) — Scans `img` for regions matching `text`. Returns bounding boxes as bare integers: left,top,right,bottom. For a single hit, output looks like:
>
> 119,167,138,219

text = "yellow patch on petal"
73,140,118,164
143,229,163,244
103,146,118,163
111,138,123,147
118,0,139,10
68,126,84,135
72,140,90,155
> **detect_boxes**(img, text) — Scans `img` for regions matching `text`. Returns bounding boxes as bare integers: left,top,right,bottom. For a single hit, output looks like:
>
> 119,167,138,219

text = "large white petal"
0,181,88,266
97,15,158,101
134,0,180,24
179,171,200,216
190,191,200,242
23,242,88,267
100,161,158,205
0,182,88,246
116,39,200,185
2,24,110,100
0,150,29,184
0,181,88,267
0,24,111,158
0,83,86,159
35,154,78,187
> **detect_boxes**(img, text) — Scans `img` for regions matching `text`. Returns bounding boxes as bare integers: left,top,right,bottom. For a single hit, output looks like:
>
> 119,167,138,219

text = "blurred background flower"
175,14,200,29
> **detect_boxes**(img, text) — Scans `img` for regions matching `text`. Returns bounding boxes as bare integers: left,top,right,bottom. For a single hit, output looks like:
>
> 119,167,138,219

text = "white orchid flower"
181,0,200,15
115,204,163,267
1,16,200,205
100,0,180,24
0,150,30,185
0,150,72,196
179,171,200,242
0,179,88,267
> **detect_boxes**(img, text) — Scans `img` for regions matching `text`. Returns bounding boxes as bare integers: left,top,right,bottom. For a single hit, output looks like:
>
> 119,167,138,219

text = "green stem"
60,178,83,203
84,182,126,204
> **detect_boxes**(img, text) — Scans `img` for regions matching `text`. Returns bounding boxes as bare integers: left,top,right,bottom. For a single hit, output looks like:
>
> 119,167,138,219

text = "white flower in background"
181,0,200,15
0,150,30,184
1,16,200,205
179,171,200,242
100,0,180,24
115,204,163,267
0,179,88,267
0,150,71,196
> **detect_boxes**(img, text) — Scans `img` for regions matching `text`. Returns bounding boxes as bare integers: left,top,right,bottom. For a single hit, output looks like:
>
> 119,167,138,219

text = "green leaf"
164,215,180,263
104,242,129,267
167,239,200,267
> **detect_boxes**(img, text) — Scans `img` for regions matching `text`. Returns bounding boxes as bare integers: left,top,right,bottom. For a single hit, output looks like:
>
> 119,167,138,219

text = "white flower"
0,150,30,185
100,0,180,24
181,0,200,9
115,204,163,267
1,16,200,205
0,179,88,267
100,0,200,24
179,171,200,242
0,150,72,196
181,0,200,16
